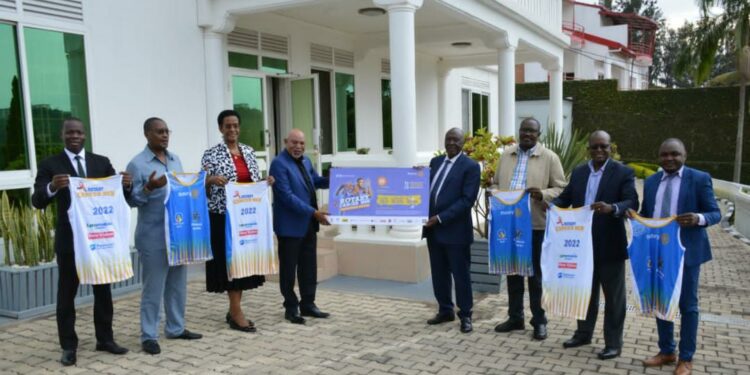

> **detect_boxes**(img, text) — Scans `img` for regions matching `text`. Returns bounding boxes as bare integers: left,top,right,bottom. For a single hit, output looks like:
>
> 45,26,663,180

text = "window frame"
311,63,356,155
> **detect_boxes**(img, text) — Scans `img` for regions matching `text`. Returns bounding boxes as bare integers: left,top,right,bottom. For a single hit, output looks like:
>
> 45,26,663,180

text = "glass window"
24,27,91,162
0,23,29,171
471,92,489,134
312,69,333,155
228,52,258,70
381,79,392,149
335,72,355,151
231,75,265,151
261,57,287,74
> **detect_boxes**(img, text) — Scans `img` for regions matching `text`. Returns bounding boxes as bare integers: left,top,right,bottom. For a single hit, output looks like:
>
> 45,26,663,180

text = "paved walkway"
1,225,749,374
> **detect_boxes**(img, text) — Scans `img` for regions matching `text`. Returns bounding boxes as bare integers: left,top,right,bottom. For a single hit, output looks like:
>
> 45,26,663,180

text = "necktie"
431,160,452,202
75,155,86,178
294,158,318,209
659,174,676,218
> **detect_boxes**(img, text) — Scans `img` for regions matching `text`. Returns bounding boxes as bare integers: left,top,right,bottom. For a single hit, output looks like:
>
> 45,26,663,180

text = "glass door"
287,75,321,172
230,70,272,176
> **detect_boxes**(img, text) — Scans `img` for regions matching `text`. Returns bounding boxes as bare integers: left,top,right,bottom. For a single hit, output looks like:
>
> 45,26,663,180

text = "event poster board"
328,167,430,226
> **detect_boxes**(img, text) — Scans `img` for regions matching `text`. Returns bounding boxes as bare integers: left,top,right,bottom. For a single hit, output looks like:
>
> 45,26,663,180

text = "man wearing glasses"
491,117,566,341
551,130,638,360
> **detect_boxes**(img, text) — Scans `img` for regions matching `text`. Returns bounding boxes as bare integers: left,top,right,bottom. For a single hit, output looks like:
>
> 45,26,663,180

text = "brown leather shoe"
642,352,677,367
673,360,692,375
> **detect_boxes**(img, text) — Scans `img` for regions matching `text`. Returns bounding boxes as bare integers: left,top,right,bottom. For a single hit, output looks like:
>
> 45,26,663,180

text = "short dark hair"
143,117,164,133
61,117,84,132
217,109,241,128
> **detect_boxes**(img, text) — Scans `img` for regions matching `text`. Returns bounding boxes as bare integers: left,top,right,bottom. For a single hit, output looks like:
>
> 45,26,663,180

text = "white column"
603,59,612,79
203,30,231,146
376,0,423,241
375,0,423,167
619,63,630,90
497,44,517,137
546,60,564,135
437,65,451,142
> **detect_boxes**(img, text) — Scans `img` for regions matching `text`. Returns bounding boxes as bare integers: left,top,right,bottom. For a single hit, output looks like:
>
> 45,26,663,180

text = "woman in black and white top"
202,109,273,333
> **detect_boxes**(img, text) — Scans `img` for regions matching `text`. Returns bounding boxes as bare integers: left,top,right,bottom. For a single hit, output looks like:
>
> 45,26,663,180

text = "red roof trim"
571,1,659,29
579,32,636,57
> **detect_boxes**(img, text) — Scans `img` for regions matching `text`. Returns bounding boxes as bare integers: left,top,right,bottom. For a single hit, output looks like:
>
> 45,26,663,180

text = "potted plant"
0,192,142,319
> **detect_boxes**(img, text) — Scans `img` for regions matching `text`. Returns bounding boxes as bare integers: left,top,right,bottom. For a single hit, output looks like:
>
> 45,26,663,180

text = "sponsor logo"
557,272,575,279
89,243,115,251
660,233,670,245
88,231,115,240
554,216,584,232
558,262,577,269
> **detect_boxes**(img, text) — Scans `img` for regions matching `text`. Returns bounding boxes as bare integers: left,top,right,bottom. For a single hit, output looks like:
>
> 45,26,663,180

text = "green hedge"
517,80,750,183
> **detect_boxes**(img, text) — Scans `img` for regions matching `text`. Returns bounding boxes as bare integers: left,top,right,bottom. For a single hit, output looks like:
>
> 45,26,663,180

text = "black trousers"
277,222,318,313
575,260,626,349
506,230,546,326
56,251,114,350
427,237,473,319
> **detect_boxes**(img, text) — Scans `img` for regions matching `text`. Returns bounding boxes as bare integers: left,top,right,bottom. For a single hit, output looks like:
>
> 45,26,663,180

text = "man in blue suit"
552,130,638,360
423,127,481,333
270,129,330,325
639,138,720,375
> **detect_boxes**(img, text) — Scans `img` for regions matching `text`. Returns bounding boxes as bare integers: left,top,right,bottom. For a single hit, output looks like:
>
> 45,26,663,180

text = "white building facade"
0,0,569,280
523,0,657,90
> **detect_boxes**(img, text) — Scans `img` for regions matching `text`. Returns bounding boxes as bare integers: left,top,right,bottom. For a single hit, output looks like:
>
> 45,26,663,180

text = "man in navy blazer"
423,127,481,333
552,130,638,360
270,129,330,325
638,138,720,375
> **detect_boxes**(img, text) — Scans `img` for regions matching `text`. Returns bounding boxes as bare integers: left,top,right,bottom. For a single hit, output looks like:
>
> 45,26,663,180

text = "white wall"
85,0,209,172
524,62,547,83
575,5,628,45
516,99,573,139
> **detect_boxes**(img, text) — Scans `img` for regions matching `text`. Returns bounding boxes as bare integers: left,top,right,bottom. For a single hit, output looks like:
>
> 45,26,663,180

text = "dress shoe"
427,313,455,325
494,319,524,333
674,360,693,375
95,341,129,355
532,324,548,340
562,336,591,348
460,317,473,333
141,340,161,355
169,329,203,340
642,352,677,367
300,305,330,318
597,347,621,360
285,311,306,324
60,350,76,366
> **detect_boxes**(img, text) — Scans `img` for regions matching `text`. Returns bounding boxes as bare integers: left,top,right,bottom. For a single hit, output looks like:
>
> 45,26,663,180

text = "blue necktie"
431,160,451,202
659,174,676,218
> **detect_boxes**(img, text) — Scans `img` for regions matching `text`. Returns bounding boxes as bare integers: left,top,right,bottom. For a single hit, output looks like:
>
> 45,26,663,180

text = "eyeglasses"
588,144,610,150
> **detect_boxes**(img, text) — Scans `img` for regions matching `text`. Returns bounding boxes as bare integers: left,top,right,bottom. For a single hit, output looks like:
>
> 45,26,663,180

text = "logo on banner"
555,216,584,231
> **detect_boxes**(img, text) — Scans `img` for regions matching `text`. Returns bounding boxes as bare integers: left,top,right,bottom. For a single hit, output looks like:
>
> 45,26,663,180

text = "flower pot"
469,238,502,293
0,250,142,319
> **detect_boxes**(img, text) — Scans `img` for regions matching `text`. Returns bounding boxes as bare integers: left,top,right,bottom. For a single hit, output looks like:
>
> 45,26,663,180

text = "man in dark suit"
552,130,638,360
423,127,481,333
638,138,720,375
32,118,131,366
269,128,330,325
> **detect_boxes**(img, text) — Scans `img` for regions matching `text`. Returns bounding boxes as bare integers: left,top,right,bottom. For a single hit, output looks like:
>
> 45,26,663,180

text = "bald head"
285,128,306,159
659,138,686,173
588,130,611,167
444,127,465,158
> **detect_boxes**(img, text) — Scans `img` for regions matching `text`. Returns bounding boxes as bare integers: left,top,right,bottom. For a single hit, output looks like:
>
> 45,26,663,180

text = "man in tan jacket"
491,117,566,340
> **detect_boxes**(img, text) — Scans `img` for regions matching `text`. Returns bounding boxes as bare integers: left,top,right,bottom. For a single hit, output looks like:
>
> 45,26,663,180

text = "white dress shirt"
46,148,87,197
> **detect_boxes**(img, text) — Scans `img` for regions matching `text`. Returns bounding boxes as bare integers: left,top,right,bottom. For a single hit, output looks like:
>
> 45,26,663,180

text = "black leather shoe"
427,313,455,325
60,350,76,366
285,311,306,324
169,329,203,340
533,324,548,340
95,341,128,355
494,319,524,333
141,340,161,355
460,317,473,333
597,347,621,360
300,305,330,318
227,316,257,332
562,336,592,348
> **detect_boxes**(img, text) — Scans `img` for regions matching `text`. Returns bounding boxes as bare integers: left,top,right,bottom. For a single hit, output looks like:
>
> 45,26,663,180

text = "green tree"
676,0,750,182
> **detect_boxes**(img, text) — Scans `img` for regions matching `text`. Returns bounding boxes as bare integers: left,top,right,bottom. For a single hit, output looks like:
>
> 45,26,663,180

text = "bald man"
552,130,638,360
269,129,330,324
638,138,720,375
